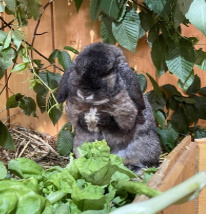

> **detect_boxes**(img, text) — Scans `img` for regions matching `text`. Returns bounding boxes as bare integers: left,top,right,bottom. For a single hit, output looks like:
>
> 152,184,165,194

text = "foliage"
0,0,206,152
0,140,161,213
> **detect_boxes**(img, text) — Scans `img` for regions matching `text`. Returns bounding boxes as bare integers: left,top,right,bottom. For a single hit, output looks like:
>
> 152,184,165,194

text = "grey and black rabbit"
57,42,161,173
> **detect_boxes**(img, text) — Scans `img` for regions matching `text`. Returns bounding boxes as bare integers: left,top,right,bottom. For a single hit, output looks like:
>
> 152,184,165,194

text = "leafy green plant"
0,0,206,152
0,140,161,213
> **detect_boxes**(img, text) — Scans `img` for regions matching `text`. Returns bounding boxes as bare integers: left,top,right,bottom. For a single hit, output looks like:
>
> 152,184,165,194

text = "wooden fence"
0,0,206,135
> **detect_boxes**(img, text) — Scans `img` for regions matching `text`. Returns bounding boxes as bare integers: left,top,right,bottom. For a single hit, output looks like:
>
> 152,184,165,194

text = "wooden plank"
134,136,198,214
195,138,206,214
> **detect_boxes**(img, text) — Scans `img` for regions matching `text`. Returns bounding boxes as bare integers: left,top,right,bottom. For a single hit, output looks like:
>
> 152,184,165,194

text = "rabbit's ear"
119,64,146,112
57,66,73,103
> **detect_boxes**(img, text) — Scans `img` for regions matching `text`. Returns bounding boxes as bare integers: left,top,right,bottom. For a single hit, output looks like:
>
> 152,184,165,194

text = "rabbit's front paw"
84,108,99,132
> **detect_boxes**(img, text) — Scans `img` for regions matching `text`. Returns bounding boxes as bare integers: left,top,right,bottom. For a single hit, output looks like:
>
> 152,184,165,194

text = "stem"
110,171,206,214
113,180,161,198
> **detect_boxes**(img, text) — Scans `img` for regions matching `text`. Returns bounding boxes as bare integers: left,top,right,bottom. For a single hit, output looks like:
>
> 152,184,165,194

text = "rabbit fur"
57,42,161,173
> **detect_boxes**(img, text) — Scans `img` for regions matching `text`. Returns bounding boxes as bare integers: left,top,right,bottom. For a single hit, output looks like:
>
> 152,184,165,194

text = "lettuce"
0,140,159,214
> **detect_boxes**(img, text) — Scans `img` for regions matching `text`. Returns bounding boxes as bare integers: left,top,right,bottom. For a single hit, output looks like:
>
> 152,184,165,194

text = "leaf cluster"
0,140,160,213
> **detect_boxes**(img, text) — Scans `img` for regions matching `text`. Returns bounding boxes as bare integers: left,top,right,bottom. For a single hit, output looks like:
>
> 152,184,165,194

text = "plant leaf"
47,94,63,125
0,48,16,79
57,51,72,70
165,38,195,82
0,2,5,12
112,8,145,52
19,97,37,117
157,123,178,152
64,46,79,54
57,122,74,156
186,75,201,95
195,49,206,71
0,121,15,151
12,30,23,50
185,0,206,36
6,93,24,109
0,161,7,179
99,0,126,21
90,0,101,22
100,15,116,44
18,0,41,20
137,73,147,93
151,35,168,76
144,0,167,15
74,0,83,12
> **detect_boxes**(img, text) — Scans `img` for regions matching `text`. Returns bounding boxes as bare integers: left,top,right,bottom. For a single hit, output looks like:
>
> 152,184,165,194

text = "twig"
13,129,60,157
0,16,64,72
0,73,12,96
31,0,55,62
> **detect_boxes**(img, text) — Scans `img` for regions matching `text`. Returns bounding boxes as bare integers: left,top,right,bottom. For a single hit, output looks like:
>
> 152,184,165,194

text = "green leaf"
3,31,11,49
191,95,206,120
198,87,206,96
0,48,16,79
0,30,7,42
144,0,167,15
165,38,195,82
162,84,182,97
99,0,126,21
49,49,61,63
4,0,16,13
74,0,83,12
195,49,206,71
186,75,201,95
8,158,45,179
57,51,72,70
0,2,5,12
18,0,41,20
157,123,178,152
57,122,74,156
19,97,37,117
100,15,116,44
6,93,24,109
154,110,166,128
90,0,101,22
193,126,206,139
0,161,7,179
185,0,206,36
137,73,147,93
11,62,29,72
177,69,195,92
151,35,168,76
12,30,23,50
139,11,155,32
47,71,62,90
64,46,79,54
171,107,190,133
112,8,145,52
148,25,160,47
0,121,15,151
47,94,63,125
33,72,49,113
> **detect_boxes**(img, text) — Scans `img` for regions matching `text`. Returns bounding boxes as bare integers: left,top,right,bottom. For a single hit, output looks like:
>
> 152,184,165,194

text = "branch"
31,0,55,60
0,16,64,72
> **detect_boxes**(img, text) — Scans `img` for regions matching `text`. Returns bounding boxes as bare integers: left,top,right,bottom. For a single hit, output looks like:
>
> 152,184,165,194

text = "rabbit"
57,42,161,173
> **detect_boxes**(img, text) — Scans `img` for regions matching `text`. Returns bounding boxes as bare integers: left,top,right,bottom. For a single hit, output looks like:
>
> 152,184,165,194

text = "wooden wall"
0,0,206,135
